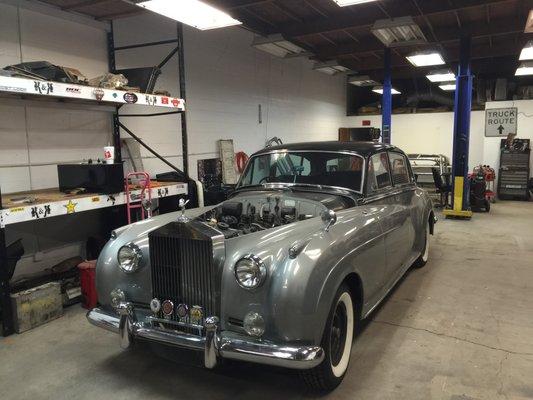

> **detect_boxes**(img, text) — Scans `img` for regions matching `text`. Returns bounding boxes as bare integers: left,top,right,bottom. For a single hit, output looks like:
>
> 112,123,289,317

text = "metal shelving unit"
0,17,192,337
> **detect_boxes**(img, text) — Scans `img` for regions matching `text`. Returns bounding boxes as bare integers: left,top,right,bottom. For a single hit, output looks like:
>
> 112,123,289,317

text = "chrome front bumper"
87,307,324,370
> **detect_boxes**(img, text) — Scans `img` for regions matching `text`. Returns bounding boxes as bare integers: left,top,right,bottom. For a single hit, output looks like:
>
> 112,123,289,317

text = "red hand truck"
125,172,152,224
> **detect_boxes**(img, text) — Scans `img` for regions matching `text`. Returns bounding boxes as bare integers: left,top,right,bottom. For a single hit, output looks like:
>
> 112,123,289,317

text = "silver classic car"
87,141,435,391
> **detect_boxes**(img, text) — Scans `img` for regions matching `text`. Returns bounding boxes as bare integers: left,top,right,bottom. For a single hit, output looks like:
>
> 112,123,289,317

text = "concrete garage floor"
1,201,532,400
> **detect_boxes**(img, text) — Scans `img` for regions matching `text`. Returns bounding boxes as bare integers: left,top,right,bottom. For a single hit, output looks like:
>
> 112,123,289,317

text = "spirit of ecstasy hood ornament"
176,198,190,223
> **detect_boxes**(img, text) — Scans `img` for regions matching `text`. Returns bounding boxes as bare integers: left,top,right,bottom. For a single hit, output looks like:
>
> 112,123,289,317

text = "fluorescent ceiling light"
519,40,533,60
313,61,350,75
426,69,456,83
348,75,380,87
252,34,306,58
516,61,533,76
371,16,427,47
136,0,241,30
331,0,379,6
406,51,445,67
372,86,401,95
439,82,456,91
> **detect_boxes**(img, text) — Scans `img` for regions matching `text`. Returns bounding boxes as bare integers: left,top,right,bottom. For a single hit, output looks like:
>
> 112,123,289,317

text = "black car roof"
253,141,401,158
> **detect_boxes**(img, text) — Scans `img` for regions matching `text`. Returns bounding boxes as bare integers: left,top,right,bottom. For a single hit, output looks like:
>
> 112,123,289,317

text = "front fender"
221,209,374,346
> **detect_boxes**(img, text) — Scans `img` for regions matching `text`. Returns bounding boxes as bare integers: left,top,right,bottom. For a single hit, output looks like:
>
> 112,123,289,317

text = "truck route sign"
485,107,517,137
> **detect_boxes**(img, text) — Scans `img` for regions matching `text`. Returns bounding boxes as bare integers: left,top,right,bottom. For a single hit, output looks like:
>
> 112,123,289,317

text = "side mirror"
414,173,419,183
321,209,337,232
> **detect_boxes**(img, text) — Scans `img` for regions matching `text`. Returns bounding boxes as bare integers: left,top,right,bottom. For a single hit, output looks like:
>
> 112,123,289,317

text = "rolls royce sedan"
87,141,436,391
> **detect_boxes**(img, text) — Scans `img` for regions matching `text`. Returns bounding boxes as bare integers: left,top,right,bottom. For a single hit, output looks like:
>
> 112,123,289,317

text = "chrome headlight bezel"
234,254,267,290
117,243,143,273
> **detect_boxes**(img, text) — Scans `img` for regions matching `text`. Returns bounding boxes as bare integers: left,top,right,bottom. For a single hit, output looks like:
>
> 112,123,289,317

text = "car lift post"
443,35,473,219
382,47,392,144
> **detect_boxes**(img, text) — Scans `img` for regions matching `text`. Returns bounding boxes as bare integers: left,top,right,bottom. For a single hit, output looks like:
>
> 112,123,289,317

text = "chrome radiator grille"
149,221,218,329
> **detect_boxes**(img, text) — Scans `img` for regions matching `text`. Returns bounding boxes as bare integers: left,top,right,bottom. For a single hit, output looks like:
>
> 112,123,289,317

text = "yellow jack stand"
443,177,473,219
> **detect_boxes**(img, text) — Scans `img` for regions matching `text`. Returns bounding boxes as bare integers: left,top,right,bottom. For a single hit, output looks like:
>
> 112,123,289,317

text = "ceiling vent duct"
348,75,380,87
371,16,427,47
313,61,351,75
252,34,307,58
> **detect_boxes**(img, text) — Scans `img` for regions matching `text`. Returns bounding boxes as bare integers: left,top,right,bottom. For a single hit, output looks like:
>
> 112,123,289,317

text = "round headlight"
117,244,143,273
234,255,267,289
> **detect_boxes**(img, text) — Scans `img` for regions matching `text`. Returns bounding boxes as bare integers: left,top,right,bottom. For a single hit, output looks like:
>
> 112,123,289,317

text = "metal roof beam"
273,0,518,38
315,16,529,59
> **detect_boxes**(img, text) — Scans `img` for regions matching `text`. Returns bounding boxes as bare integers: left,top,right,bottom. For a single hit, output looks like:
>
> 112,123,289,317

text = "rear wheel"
484,199,491,212
301,284,355,392
413,219,430,268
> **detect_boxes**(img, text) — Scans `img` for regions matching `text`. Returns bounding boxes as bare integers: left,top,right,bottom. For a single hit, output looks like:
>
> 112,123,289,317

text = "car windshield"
237,151,365,193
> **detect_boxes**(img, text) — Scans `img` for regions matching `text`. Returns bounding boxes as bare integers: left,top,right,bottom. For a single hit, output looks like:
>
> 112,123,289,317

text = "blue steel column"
382,48,392,144
447,35,473,217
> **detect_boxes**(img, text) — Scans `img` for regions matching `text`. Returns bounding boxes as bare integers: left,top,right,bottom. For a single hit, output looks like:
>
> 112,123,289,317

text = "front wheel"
301,284,355,392
413,219,430,268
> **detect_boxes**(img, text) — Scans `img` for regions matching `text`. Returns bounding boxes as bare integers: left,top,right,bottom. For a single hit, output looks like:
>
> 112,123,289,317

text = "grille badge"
162,300,174,317
176,303,189,321
150,298,161,313
190,306,204,325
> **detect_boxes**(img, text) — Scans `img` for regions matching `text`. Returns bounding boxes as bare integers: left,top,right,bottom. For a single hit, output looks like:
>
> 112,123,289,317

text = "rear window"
367,152,392,193
389,152,411,185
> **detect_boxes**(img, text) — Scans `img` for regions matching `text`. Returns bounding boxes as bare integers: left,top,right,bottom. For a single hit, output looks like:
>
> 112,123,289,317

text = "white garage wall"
113,12,346,180
346,100,533,178
0,2,110,194
0,4,347,194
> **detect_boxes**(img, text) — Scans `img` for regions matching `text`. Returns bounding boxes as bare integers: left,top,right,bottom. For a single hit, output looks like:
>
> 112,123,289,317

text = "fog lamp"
243,311,265,337
110,288,126,309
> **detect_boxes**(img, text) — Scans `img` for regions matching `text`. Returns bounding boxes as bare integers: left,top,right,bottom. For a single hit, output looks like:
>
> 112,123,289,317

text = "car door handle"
362,209,369,215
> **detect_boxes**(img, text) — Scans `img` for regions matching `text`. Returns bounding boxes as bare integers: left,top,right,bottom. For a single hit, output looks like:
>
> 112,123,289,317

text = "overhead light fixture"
348,75,380,87
313,61,350,75
525,10,533,33
406,51,445,67
371,16,427,47
135,0,242,30
372,86,401,95
519,40,533,61
516,61,533,76
252,34,306,58
331,0,379,6
439,82,456,91
426,69,456,83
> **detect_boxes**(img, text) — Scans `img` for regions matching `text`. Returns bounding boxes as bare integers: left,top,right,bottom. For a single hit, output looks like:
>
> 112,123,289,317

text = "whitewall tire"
413,219,430,268
301,284,356,391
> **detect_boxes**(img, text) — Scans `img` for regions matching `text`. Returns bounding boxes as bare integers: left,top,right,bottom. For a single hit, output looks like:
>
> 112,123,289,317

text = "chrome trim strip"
87,308,324,370
147,316,204,331
86,308,120,334
219,334,324,370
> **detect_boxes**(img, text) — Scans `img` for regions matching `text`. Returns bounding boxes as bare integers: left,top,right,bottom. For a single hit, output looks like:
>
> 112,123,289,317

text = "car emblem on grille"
161,300,174,317
189,306,203,325
150,298,161,313
176,303,189,322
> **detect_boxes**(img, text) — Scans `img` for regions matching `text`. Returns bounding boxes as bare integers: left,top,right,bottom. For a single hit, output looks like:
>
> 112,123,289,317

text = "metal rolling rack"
0,18,192,337
408,154,451,204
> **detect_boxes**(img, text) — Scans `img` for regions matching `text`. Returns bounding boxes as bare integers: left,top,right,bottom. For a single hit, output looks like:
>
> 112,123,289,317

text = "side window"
389,152,411,185
367,153,392,193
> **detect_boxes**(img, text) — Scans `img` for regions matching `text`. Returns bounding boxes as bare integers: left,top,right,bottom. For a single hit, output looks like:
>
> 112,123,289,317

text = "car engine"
195,193,328,239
